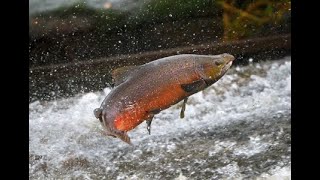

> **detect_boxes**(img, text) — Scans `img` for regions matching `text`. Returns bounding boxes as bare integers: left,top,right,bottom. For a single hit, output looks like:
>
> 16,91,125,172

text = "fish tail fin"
103,129,132,145
119,131,132,145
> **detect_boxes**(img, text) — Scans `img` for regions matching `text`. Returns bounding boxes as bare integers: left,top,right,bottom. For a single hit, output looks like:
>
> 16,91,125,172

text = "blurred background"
29,0,291,102
29,1,291,179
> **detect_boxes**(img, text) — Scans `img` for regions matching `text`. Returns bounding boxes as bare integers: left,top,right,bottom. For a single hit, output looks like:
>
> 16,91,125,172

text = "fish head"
93,108,132,144
196,53,235,85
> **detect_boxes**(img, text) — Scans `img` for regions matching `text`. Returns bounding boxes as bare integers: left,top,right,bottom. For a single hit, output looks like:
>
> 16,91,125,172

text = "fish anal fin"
146,116,154,135
145,110,159,135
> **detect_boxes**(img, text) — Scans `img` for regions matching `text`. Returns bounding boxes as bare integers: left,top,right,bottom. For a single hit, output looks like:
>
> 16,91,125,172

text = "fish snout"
221,53,235,63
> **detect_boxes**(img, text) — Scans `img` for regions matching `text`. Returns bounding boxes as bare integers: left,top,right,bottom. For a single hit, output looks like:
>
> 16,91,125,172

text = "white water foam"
29,57,291,179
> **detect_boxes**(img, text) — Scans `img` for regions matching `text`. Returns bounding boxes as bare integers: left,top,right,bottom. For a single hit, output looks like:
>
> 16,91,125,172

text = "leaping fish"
94,53,235,144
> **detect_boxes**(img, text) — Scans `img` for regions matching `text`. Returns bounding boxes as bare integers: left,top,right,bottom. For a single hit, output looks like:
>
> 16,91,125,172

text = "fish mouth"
222,59,233,72
221,54,235,72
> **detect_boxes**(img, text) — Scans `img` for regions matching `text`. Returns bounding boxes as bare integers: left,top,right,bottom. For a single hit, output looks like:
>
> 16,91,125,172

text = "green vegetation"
30,0,290,39
218,0,291,40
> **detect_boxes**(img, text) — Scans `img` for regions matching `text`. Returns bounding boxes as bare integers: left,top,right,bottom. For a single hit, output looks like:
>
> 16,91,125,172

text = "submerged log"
29,34,291,102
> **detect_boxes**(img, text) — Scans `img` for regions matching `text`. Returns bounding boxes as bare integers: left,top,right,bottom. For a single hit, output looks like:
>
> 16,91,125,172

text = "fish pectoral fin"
150,109,161,115
181,79,207,93
180,97,188,119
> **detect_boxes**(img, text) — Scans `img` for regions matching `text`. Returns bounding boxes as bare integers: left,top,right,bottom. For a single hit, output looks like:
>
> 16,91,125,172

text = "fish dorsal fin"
111,65,139,86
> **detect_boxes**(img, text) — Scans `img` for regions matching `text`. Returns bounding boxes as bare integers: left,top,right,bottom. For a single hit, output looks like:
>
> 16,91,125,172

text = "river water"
29,56,291,179
29,0,144,15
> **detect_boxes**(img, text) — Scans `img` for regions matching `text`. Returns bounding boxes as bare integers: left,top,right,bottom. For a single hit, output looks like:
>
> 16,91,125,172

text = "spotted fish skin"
94,53,235,144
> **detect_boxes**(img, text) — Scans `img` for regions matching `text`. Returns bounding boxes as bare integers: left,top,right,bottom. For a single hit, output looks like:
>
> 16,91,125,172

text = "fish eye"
215,60,224,66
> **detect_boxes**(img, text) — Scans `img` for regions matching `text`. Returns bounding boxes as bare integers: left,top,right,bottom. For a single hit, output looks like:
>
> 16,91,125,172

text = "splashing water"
29,57,291,179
